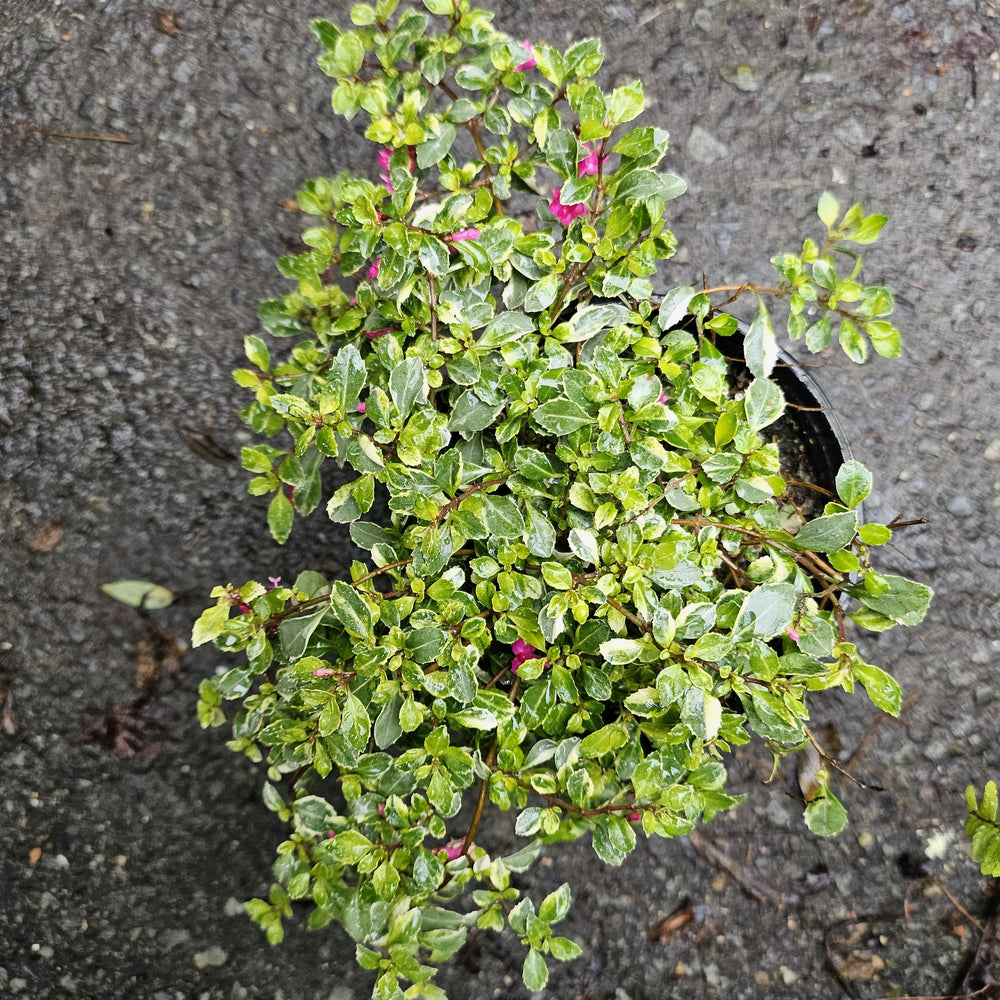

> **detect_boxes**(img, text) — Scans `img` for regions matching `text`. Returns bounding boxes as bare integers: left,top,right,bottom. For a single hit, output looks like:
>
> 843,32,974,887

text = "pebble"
686,125,729,164
719,64,758,91
984,438,1000,461
945,495,974,517
193,945,228,968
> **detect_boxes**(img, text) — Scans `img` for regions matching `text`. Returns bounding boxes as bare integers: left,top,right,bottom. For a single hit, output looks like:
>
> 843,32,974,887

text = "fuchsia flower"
786,626,801,643
549,188,587,227
514,40,536,72
267,576,282,589
577,142,601,177
447,227,481,242
441,840,466,861
356,402,366,414
368,258,381,281
365,327,393,340
511,638,538,673
378,146,416,194
627,811,641,822
658,394,668,403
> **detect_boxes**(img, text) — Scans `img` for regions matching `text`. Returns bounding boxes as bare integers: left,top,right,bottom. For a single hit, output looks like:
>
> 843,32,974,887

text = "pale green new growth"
966,781,1000,877
195,2,932,997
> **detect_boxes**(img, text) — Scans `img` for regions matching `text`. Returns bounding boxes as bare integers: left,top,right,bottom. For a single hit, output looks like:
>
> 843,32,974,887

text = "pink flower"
326,830,336,840
238,603,251,615
627,811,641,822
441,839,465,861
267,576,282,589
515,40,536,72
549,188,587,227
365,327,393,340
377,803,386,817
786,626,800,643
312,667,336,678
356,402,366,414
447,227,481,242
378,146,416,194
578,142,601,177
511,638,538,673
368,258,381,281
658,394,668,403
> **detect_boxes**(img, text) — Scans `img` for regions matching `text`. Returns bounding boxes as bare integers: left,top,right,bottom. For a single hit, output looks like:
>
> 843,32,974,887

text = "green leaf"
835,460,873,509
852,660,902,715
599,638,643,664
658,285,695,330
101,580,174,610
849,574,933,626
268,491,294,544
331,344,367,412
192,603,230,647
792,511,859,553
278,605,329,661
405,626,448,665
533,399,593,435
804,789,849,836
839,317,867,363
591,814,635,866
744,378,785,432
522,949,549,991
329,579,374,640
389,357,426,419
482,495,526,538
744,301,777,380
564,302,630,342
539,883,572,923
578,724,628,758
817,191,839,229
736,583,796,639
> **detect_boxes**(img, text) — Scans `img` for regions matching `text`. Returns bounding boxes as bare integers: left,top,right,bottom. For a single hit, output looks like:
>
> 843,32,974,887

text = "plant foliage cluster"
195,2,932,996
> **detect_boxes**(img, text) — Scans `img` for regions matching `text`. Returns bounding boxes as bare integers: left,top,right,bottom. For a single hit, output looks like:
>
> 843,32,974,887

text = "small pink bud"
326,830,336,840
356,402,366,414
514,40,536,72
312,667,336,678
238,604,251,615
368,258,381,281
377,803,386,817
627,811,641,822
787,626,800,643
365,327,392,340
448,227,481,242
657,394,668,403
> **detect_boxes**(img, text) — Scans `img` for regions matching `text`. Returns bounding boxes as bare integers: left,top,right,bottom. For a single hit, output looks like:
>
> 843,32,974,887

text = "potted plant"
194,2,933,995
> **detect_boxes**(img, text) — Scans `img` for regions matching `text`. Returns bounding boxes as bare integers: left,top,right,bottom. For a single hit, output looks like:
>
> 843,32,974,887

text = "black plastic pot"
733,327,851,501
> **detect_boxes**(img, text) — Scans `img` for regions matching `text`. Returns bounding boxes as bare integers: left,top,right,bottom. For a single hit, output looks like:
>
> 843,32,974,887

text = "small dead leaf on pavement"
1,643,17,736
648,899,694,942
177,426,236,465
28,522,63,552
154,10,180,35
28,846,42,865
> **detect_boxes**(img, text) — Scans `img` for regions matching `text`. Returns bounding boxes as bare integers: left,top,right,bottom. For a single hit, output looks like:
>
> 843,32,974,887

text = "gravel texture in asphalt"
2,1,999,998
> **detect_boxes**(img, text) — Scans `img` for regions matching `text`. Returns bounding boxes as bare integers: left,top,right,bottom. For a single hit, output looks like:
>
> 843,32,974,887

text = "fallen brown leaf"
134,635,158,689
177,426,236,464
28,522,63,552
0,676,16,736
648,900,693,942
154,10,180,35
28,846,42,865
